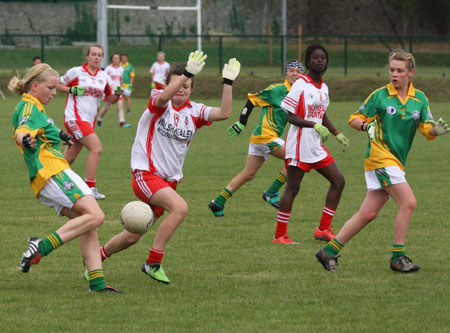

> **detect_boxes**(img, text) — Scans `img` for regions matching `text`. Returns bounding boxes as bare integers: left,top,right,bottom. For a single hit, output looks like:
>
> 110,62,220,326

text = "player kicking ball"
95,51,241,284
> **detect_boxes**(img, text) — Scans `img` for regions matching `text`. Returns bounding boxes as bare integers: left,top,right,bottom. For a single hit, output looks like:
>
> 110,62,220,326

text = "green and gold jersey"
248,80,292,144
349,82,435,171
12,93,70,196
120,61,135,88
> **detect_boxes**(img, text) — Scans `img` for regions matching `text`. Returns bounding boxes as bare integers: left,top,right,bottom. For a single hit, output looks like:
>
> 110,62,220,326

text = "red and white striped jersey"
150,61,170,85
104,64,123,89
281,74,330,163
131,89,212,182
61,64,114,124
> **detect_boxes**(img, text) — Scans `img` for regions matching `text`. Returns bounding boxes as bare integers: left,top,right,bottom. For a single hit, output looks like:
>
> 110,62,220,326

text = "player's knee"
90,145,102,156
362,209,378,222
175,201,188,220
403,198,416,214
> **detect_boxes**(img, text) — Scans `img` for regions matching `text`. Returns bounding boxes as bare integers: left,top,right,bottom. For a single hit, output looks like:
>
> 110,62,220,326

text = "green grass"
1,94,450,331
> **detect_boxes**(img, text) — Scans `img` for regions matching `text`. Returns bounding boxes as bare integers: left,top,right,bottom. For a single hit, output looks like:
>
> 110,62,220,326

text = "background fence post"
41,35,45,62
344,36,348,77
219,36,223,75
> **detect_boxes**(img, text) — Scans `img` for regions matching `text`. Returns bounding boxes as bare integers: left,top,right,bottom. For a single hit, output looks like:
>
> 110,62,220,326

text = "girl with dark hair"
273,44,349,244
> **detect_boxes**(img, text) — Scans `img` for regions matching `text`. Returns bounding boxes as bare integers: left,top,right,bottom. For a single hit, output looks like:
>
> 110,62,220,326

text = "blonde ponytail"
8,63,59,95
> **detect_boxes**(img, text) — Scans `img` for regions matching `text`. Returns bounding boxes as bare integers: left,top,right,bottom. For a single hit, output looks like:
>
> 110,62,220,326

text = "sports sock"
319,206,336,230
39,232,63,257
275,210,291,239
324,237,344,256
85,178,96,188
88,269,106,291
100,245,110,262
147,248,164,265
97,116,103,122
214,188,232,208
266,172,287,195
392,244,406,259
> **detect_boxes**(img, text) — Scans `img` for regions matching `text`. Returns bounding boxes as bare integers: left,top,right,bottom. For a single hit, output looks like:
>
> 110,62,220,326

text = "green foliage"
1,96,450,331
229,3,245,34
64,3,96,42
1,27,14,45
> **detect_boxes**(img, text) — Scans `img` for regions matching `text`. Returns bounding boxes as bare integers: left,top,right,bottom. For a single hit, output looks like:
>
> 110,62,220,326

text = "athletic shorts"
154,82,165,90
38,169,93,215
285,152,335,173
365,166,406,190
132,169,178,218
248,138,285,160
123,87,132,96
65,119,95,141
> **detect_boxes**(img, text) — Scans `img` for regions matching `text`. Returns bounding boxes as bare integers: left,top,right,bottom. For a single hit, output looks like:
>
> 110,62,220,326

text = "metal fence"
1,34,450,77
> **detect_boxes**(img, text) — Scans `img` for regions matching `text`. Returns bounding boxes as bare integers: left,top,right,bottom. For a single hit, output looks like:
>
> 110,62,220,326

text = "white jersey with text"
150,61,170,84
61,64,114,124
104,64,123,89
131,89,212,181
281,74,330,163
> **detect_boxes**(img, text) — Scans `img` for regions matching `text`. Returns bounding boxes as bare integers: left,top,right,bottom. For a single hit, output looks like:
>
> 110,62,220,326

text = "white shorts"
248,138,285,160
365,166,406,190
123,87,132,96
38,169,93,215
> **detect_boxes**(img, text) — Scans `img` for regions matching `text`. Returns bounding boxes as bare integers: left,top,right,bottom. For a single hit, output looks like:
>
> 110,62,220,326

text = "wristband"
222,78,233,86
183,69,194,78
333,130,340,136
361,121,367,131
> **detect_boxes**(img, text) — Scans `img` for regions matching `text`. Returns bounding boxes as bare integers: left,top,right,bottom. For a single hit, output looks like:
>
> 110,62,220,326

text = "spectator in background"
32,56,42,66
150,51,170,90
120,53,135,115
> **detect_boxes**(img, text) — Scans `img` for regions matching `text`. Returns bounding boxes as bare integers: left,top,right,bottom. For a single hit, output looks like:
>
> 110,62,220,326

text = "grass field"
1,93,450,331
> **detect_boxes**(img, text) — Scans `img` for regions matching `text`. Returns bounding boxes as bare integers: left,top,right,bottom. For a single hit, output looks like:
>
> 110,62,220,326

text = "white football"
120,201,154,234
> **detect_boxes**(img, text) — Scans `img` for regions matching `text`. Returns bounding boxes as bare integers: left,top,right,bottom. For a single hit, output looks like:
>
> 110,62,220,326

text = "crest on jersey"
47,118,55,125
427,110,433,120
358,104,365,111
386,106,396,115
63,181,74,191
173,114,180,126
185,116,189,125
19,117,29,125
412,111,420,121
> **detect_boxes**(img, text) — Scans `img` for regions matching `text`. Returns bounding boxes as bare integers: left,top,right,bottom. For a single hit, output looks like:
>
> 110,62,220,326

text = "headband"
285,60,304,74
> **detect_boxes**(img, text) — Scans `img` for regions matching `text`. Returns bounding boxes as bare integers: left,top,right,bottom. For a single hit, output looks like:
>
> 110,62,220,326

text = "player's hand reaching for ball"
222,58,241,85
184,50,207,77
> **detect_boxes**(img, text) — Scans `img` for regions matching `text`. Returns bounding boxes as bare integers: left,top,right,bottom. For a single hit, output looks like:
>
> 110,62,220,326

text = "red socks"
275,210,291,239
319,206,335,230
100,245,110,262
147,248,164,265
85,178,96,188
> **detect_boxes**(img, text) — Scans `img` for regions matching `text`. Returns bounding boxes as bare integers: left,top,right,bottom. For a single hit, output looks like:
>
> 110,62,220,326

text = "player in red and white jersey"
57,44,123,200
97,53,131,128
273,45,349,244
98,51,241,284
150,51,170,90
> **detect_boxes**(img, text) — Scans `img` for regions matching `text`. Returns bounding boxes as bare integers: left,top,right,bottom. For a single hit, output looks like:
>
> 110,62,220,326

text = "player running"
10,63,118,293
97,53,131,128
316,51,449,273
150,51,170,90
208,60,304,217
274,44,349,244
57,44,123,200
96,51,241,284
120,53,135,115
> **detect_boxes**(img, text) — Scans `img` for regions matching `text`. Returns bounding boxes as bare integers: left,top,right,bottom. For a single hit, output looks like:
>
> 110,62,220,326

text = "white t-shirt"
61,64,114,124
150,61,170,85
131,89,212,181
281,74,330,163
104,64,123,89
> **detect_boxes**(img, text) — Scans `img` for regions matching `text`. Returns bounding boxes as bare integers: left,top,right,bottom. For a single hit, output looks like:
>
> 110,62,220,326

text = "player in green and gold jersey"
120,53,135,115
10,63,118,293
209,60,304,217
316,51,449,273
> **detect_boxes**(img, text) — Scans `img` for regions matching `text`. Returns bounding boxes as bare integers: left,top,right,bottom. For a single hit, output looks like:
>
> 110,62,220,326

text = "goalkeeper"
316,51,449,273
209,60,304,218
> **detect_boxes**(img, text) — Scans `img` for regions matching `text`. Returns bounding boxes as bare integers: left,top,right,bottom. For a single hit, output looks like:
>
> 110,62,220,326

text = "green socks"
88,269,106,291
214,188,232,208
392,244,406,258
325,238,344,256
266,172,287,195
39,232,63,257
